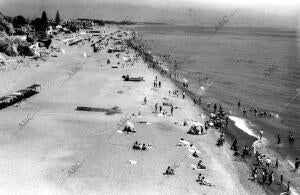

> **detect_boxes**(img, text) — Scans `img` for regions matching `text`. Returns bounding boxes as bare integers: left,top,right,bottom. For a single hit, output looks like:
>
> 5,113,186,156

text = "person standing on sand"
259,129,263,140
230,139,238,150
197,173,202,181
269,172,274,185
214,104,217,113
144,97,147,105
182,91,185,99
287,181,291,192
159,105,162,113
158,81,161,88
171,106,174,116
243,107,246,116
238,100,241,108
262,169,267,184
254,108,258,116
275,159,279,168
252,168,258,182
280,175,283,185
193,98,197,105
277,135,281,144
155,103,158,112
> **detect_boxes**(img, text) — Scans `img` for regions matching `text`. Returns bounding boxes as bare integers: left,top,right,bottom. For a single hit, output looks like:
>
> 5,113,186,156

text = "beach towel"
179,139,190,146
190,164,201,171
128,160,137,165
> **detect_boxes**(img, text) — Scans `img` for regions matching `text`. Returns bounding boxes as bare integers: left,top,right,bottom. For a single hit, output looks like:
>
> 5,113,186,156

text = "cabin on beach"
0,84,40,109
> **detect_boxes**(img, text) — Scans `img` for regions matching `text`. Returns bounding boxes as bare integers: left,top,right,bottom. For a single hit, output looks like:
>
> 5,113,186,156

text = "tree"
69,24,78,32
55,10,61,25
40,11,48,31
31,18,42,31
12,15,27,28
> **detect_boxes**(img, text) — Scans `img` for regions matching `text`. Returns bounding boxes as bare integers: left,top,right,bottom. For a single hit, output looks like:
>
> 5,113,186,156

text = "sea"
134,25,300,192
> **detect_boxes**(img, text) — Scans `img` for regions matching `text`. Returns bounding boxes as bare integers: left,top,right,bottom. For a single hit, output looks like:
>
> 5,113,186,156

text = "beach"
134,24,300,195
0,25,272,194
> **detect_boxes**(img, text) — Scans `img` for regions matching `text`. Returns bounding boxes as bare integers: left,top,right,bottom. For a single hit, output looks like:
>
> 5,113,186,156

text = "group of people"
251,151,276,185
252,149,298,193
232,145,252,158
252,167,275,185
132,141,151,151
164,166,175,175
154,103,173,116
169,89,185,99
230,138,298,193
192,150,213,187
276,131,295,144
153,79,162,88
238,100,277,119
193,97,202,105
187,124,204,135
130,33,299,194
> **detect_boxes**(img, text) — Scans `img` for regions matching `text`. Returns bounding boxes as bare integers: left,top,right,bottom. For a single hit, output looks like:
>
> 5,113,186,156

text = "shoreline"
126,26,269,194
128,26,299,195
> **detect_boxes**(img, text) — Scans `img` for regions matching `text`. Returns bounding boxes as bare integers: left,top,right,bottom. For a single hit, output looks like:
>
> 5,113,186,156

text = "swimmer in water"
243,107,246,116
289,131,295,144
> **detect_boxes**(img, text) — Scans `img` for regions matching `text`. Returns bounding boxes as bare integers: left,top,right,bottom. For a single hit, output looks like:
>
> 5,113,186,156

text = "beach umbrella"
125,121,134,129
124,120,136,132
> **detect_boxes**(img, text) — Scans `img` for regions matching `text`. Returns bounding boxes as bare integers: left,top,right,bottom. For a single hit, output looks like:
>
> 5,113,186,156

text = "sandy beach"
0,25,268,194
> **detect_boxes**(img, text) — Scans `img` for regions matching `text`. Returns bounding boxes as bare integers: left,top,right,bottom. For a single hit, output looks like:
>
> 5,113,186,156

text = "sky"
1,0,300,13
0,0,299,27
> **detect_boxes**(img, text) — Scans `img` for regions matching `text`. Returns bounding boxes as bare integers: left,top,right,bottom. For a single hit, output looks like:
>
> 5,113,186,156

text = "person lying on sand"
164,166,175,175
197,176,214,187
197,160,206,169
192,151,199,158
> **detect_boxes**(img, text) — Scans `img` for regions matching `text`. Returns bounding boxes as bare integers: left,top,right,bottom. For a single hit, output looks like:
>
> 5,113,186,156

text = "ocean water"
134,25,300,188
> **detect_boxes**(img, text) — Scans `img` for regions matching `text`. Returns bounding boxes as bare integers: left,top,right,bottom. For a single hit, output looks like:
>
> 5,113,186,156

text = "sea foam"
229,115,258,138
